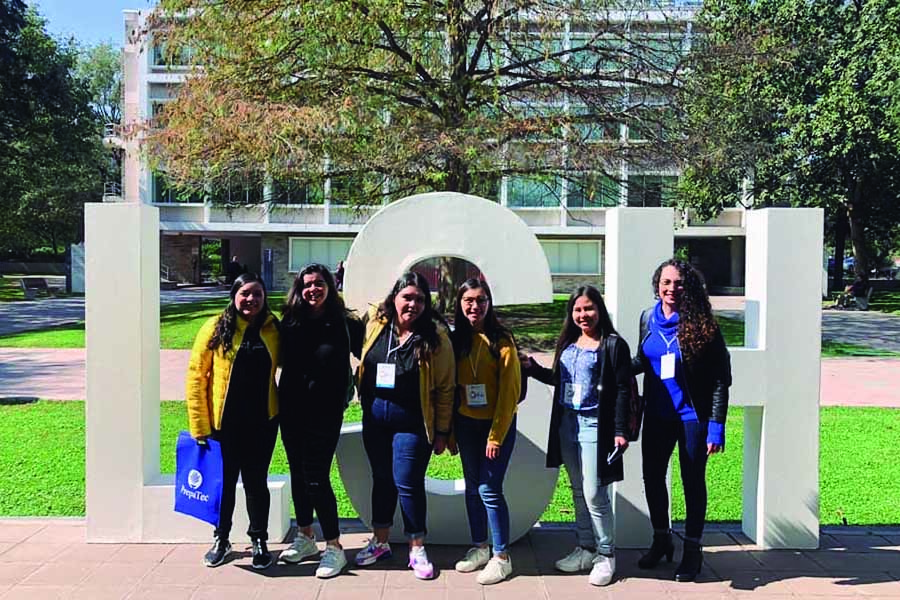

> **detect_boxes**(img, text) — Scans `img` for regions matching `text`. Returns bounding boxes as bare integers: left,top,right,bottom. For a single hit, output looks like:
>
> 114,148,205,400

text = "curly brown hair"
652,259,718,362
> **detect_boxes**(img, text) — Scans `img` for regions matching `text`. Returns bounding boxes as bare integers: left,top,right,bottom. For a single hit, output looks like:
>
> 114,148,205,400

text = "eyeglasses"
461,296,489,307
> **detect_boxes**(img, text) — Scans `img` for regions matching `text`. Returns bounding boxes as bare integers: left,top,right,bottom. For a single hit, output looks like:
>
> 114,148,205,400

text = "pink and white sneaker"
355,538,392,566
408,546,435,580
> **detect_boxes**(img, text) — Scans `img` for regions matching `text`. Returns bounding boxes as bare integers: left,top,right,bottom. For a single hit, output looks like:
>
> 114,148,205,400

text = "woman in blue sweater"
633,259,732,582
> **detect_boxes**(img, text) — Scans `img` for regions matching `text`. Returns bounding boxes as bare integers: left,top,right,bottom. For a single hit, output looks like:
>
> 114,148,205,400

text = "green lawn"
1,296,896,359
2,401,898,526
0,276,25,302
869,289,900,316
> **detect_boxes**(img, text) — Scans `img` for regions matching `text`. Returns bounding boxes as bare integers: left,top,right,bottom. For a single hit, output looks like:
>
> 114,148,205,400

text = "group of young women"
185,257,732,587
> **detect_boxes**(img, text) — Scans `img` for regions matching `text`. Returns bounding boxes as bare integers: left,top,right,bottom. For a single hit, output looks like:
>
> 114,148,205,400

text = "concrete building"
110,3,746,293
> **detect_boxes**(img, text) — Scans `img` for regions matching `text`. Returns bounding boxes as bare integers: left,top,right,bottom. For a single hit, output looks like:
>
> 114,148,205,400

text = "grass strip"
2,401,898,526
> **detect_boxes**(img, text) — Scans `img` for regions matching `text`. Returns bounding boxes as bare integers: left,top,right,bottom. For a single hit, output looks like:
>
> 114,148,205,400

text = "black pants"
212,417,278,541
641,415,709,541
281,404,344,541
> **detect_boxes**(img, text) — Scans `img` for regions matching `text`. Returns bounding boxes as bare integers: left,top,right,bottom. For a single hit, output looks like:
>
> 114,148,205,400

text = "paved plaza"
0,519,898,599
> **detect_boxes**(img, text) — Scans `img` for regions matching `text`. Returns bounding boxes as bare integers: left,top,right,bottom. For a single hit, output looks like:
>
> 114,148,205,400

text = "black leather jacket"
632,307,732,423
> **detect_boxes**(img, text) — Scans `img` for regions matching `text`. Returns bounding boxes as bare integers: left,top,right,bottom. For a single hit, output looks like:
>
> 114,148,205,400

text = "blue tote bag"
174,431,224,526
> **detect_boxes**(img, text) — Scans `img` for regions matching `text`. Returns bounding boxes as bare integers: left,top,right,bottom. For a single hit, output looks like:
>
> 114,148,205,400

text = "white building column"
604,207,674,547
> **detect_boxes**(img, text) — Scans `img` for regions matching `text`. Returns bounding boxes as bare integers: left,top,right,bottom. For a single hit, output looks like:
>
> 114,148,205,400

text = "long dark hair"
451,278,514,359
376,271,440,362
652,258,717,362
208,272,270,354
552,285,616,373
282,263,347,326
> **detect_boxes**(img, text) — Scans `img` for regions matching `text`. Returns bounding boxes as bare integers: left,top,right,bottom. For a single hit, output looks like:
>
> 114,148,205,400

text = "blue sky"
29,0,157,47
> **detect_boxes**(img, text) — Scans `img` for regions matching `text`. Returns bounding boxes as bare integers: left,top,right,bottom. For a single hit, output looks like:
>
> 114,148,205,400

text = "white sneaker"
280,532,319,564
477,555,513,585
555,546,595,573
316,544,347,579
455,546,491,573
589,553,615,586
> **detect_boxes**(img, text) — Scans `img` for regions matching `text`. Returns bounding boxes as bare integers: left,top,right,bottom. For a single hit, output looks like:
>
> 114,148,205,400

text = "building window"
540,240,600,274
151,41,193,67
152,172,204,204
507,175,561,207
288,238,353,272
272,179,325,204
567,173,621,207
209,177,264,205
626,175,678,208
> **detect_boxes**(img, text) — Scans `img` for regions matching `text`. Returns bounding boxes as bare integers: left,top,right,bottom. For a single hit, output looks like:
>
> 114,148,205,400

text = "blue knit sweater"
643,301,725,446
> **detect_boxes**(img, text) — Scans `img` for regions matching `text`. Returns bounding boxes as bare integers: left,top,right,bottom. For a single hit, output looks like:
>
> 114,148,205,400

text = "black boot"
638,531,674,569
251,538,274,570
674,539,703,582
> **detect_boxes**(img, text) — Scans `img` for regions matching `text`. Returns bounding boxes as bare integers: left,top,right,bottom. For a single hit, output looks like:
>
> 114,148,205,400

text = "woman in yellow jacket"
450,278,521,585
353,271,455,580
185,273,280,570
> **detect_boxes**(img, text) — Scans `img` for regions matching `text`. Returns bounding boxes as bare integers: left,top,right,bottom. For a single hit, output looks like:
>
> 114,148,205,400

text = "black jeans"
281,404,344,541
641,415,709,541
212,417,278,541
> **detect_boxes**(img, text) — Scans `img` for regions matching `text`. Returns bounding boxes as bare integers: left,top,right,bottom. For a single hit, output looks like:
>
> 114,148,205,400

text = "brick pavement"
0,520,898,599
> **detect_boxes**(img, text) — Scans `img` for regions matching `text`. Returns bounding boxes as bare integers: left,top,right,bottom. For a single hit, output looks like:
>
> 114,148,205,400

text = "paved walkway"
0,519,898,599
0,287,227,337
2,348,898,407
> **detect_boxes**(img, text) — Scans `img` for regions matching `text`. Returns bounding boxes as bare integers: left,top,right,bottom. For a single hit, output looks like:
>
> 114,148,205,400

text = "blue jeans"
362,397,432,539
456,414,516,554
558,409,614,554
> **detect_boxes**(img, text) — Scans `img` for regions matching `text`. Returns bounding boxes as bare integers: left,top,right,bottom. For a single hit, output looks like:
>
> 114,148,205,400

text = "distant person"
836,274,870,310
633,259,731,582
185,272,280,570
334,261,346,292
225,256,244,285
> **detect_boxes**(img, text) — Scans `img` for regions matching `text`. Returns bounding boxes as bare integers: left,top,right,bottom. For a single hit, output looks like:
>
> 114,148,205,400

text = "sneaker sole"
355,551,392,567
555,564,590,573
315,563,347,579
251,558,274,570
280,550,320,564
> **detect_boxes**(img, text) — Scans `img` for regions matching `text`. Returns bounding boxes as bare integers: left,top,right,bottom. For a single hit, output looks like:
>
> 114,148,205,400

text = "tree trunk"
832,207,848,291
436,154,472,314
847,202,868,279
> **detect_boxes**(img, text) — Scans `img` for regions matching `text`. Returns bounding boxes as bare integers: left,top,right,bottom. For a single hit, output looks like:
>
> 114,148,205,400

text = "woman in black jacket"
522,285,631,587
633,259,732,582
278,263,363,579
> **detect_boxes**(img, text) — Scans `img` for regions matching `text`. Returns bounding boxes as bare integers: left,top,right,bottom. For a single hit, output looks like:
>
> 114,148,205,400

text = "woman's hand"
485,441,501,460
518,354,533,370
433,435,448,455
614,436,628,450
707,442,723,455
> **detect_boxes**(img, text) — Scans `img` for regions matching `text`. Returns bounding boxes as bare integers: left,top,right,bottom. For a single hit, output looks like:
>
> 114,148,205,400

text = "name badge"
376,363,396,389
466,384,487,407
660,352,676,380
564,382,584,408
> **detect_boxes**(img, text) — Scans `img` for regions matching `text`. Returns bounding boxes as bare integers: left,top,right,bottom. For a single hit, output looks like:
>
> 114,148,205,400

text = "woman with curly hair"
185,272,280,570
633,259,732,582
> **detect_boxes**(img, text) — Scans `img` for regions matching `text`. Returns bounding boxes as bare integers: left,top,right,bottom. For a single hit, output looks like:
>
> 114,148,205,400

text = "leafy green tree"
676,0,900,289
0,7,106,258
151,0,691,304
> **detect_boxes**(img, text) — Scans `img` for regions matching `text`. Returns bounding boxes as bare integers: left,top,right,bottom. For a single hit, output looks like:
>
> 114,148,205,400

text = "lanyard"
468,335,485,380
385,322,412,362
658,331,677,352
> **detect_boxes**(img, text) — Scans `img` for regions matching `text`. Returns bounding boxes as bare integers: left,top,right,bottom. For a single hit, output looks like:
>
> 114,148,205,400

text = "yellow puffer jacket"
358,306,455,444
185,312,280,439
